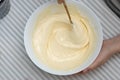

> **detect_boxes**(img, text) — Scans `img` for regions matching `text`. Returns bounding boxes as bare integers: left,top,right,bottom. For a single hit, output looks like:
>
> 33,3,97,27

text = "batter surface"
32,4,97,71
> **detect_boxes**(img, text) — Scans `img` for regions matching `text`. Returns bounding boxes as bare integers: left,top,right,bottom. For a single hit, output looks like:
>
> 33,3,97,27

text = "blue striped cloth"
0,0,120,80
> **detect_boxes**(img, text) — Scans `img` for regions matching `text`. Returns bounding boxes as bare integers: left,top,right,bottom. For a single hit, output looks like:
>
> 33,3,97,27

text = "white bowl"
24,0,103,75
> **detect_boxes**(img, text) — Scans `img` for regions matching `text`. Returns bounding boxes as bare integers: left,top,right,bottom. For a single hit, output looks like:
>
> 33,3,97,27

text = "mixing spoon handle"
58,0,73,24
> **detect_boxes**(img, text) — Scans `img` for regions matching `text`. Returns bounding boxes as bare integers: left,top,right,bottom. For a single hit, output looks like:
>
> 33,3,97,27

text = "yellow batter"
32,4,97,71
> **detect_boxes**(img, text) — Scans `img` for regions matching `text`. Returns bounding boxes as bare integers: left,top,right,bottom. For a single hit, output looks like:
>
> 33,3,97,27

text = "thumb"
82,57,102,73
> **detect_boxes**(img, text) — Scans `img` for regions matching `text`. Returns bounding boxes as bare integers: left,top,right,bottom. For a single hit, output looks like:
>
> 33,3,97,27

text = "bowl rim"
24,0,103,75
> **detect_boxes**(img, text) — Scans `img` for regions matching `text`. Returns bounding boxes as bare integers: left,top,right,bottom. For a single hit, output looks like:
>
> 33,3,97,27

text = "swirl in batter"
32,5,96,71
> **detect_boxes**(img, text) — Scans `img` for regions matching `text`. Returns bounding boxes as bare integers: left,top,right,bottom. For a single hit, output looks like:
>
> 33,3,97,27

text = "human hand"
81,35,120,74
57,0,64,4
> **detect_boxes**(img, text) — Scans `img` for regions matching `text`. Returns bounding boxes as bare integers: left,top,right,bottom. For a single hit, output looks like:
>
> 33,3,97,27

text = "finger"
57,0,64,4
82,49,105,73
82,60,102,73
72,71,83,76
90,60,102,69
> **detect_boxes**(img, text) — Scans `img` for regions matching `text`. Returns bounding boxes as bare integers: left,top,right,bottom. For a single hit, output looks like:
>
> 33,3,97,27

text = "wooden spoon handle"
62,1,73,24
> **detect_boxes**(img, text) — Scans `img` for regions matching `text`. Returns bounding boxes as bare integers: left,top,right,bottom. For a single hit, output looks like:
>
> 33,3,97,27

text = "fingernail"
73,72,82,76
82,68,90,74
80,71,83,73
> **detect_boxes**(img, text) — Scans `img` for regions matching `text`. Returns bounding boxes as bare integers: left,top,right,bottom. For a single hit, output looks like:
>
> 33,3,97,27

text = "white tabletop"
0,0,120,80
